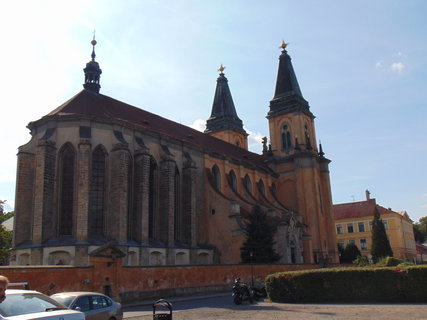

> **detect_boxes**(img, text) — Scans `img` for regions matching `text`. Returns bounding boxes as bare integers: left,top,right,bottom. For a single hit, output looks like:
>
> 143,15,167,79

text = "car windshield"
50,295,76,307
0,292,66,317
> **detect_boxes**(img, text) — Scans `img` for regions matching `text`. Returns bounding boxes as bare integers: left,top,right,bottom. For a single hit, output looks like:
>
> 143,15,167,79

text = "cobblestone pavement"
124,294,427,320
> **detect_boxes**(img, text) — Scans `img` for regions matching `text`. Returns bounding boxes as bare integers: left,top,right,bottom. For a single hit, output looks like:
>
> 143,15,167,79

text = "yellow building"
333,191,417,261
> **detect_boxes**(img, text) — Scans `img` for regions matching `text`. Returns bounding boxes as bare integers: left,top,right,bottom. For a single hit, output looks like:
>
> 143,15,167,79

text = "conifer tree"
340,242,361,263
240,205,280,263
370,207,393,261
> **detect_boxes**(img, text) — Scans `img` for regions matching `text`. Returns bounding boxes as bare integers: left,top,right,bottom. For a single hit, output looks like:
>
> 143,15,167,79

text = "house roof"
416,243,427,254
333,199,396,220
29,89,273,175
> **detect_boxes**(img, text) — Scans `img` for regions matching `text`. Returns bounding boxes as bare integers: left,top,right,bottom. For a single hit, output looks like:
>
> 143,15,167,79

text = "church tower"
266,42,339,264
205,65,248,149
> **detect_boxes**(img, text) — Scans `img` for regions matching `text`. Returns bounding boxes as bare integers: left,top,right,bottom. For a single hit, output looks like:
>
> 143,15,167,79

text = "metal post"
250,251,254,287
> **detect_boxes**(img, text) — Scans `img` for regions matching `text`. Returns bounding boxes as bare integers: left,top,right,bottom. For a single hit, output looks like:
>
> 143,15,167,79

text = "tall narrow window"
89,146,106,237
281,124,292,150
59,144,75,236
212,165,221,190
258,179,265,196
149,157,158,240
229,170,237,192
174,167,182,243
244,174,252,194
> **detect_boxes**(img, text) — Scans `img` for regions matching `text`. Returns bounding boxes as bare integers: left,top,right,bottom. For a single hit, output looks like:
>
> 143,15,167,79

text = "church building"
12,40,339,266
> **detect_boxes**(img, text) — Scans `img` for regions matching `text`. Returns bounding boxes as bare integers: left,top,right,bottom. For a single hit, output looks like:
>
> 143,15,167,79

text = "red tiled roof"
31,89,273,174
333,199,395,220
416,243,427,254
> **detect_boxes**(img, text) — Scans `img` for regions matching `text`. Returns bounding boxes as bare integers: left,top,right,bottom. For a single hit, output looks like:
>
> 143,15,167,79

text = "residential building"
333,190,417,261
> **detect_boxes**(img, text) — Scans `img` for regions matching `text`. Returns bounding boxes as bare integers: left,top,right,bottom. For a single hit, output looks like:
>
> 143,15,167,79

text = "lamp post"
250,251,254,287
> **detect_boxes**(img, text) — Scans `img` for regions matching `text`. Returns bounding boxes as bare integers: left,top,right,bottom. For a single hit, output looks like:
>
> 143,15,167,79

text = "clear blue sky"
1,0,426,222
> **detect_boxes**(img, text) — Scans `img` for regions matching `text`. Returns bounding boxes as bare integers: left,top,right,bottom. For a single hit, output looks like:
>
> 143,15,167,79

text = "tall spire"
268,41,312,118
205,65,245,135
83,34,102,93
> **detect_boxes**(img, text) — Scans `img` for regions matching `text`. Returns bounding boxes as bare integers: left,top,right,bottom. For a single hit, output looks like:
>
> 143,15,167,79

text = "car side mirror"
74,307,82,311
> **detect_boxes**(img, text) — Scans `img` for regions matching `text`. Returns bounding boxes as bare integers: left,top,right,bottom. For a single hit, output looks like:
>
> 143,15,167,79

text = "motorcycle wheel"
233,295,243,305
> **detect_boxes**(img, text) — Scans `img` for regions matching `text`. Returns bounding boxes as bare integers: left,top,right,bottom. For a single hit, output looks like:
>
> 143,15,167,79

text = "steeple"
205,65,248,149
268,42,312,118
205,65,245,134
83,35,102,93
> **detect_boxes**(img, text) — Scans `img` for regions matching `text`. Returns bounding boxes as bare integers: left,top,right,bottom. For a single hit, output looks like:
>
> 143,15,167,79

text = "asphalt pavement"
123,292,427,320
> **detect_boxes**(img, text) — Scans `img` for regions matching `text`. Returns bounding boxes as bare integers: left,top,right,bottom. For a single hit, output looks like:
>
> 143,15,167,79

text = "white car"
0,289,85,320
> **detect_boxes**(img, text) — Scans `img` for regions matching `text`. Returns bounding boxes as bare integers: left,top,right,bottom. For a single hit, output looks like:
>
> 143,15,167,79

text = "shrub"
265,265,427,303
353,255,369,267
375,256,402,267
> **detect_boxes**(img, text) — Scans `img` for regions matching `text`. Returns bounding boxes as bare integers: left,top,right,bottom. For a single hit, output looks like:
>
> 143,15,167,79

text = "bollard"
152,299,173,320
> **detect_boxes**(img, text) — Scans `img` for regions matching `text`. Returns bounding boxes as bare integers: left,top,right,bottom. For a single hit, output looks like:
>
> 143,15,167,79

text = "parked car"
0,289,85,320
51,292,123,320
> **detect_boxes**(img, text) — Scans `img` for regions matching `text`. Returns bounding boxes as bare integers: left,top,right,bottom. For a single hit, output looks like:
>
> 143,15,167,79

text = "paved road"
123,293,427,320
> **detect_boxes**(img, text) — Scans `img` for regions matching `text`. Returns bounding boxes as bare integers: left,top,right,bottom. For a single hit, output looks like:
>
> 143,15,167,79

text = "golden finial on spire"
91,29,97,46
279,41,289,50
218,64,225,73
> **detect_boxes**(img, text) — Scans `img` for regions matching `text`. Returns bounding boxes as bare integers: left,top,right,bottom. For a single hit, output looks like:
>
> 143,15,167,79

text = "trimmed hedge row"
265,265,427,303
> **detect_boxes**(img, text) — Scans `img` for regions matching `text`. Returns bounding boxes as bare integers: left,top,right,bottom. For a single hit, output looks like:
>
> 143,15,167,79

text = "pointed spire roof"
205,65,246,135
268,42,313,118
83,35,102,93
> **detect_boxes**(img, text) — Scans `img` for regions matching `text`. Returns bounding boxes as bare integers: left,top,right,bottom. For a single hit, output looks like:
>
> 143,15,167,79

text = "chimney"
365,190,371,201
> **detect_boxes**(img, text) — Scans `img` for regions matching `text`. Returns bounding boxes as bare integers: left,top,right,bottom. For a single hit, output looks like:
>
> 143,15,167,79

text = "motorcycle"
251,282,267,301
232,278,254,305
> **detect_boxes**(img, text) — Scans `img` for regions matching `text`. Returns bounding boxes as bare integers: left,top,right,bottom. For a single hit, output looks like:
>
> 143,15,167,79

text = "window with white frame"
336,224,343,234
383,220,388,230
358,222,365,232
347,223,354,233
349,239,356,245
360,238,367,250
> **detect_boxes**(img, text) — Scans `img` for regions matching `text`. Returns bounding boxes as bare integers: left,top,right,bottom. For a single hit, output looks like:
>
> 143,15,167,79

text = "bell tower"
267,42,316,156
205,65,248,149
266,42,339,264
83,36,102,93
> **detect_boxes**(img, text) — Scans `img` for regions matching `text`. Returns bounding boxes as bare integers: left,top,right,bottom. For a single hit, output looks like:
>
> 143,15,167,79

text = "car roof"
6,289,41,294
51,292,107,296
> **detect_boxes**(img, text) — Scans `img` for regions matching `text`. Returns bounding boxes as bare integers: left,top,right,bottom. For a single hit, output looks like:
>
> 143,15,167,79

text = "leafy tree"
370,207,393,261
413,225,426,243
413,216,427,243
340,242,361,263
0,211,14,224
240,205,280,263
0,225,12,265
0,200,5,215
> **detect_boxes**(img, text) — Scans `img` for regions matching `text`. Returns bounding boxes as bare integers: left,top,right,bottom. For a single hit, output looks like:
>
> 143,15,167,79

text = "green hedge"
265,265,427,303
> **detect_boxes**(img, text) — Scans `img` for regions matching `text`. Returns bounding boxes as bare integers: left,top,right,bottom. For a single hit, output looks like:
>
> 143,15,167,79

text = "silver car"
51,292,123,320
0,289,85,320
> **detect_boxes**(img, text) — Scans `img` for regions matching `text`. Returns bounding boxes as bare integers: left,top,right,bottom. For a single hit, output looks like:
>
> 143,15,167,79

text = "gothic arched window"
149,156,158,240
258,179,265,196
89,145,107,237
281,124,292,150
229,170,237,192
59,143,75,236
212,165,221,190
174,166,182,243
244,174,252,194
